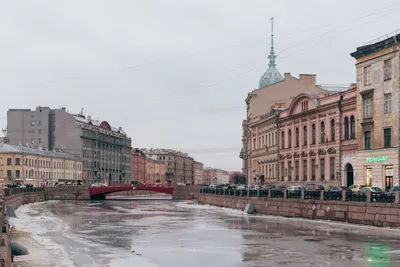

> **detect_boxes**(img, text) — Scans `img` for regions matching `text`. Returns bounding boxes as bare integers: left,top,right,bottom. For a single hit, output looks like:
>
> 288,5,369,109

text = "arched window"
331,119,335,141
296,127,299,147
303,126,307,145
344,117,349,140
312,124,316,144
321,121,325,143
288,129,292,148
350,116,355,139
281,131,285,149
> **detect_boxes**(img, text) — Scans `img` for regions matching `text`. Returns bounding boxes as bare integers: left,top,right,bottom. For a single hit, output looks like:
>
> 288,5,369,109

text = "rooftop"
317,84,351,93
351,30,400,59
72,114,126,135
0,143,79,160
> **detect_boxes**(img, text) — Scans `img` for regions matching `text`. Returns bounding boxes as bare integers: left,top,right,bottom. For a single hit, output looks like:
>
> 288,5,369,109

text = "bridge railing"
92,183,174,188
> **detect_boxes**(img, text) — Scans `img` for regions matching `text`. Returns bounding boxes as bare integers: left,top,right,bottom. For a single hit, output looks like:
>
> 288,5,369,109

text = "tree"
229,172,246,185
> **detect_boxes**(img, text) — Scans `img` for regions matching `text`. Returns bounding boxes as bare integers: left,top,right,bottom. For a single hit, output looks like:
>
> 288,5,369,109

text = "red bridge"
89,184,174,200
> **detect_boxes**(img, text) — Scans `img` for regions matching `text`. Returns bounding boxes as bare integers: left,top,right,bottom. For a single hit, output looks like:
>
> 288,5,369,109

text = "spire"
258,17,284,89
268,17,277,67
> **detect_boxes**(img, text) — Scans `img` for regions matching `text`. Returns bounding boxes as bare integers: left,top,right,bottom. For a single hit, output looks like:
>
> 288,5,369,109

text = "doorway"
346,164,354,186
366,167,372,186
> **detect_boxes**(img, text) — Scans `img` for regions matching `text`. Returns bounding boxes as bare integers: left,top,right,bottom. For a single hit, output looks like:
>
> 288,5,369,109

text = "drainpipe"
338,95,343,186
395,34,400,186
276,112,280,186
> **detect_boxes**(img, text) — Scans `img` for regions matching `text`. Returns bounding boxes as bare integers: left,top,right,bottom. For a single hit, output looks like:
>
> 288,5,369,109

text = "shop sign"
386,168,393,176
366,156,389,163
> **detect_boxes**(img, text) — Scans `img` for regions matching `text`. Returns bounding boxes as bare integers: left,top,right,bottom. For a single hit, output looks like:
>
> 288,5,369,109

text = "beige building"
0,143,82,186
351,32,400,189
203,167,229,185
145,158,166,184
193,161,204,185
142,148,202,184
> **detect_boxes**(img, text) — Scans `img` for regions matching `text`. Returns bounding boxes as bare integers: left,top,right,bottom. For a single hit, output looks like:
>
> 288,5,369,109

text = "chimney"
284,73,291,80
299,74,316,86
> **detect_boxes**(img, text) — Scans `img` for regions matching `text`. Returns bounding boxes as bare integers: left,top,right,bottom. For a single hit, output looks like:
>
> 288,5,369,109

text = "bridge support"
90,194,106,201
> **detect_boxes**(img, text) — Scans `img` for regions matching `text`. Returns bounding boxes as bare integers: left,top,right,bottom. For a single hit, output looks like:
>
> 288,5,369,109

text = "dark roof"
351,33,400,59
0,143,79,160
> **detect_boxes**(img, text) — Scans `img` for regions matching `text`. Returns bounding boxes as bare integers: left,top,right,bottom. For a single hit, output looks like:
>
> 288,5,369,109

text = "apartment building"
131,148,146,183
145,158,166,184
351,32,400,189
193,161,204,185
142,148,197,184
278,86,357,188
203,167,229,185
0,143,82,186
7,107,132,184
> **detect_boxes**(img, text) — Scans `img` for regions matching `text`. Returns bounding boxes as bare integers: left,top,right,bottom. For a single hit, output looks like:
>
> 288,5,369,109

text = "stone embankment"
196,189,400,228
0,186,90,266
172,185,204,200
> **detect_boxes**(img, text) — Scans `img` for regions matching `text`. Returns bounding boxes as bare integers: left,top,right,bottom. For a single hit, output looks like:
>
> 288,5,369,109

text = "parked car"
385,186,400,196
327,186,353,193
348,184,365,192
287,186,302,192
358,186,383,195
304,184,323,192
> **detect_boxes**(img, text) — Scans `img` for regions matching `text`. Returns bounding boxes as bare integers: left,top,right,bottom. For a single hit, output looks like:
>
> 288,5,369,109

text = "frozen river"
10,199,400,267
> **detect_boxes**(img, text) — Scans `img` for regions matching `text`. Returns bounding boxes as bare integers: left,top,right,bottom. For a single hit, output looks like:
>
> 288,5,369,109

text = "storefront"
356,149,398,189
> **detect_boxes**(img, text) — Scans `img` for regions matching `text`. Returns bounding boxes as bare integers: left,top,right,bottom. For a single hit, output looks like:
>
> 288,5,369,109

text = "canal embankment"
196,189,400,228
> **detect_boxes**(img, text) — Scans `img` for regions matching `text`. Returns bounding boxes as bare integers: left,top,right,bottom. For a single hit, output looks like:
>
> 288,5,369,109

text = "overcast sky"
0,0,399,170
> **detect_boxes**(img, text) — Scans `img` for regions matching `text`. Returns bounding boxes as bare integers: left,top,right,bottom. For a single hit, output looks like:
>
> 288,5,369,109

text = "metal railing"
371,192,395,203
287,190,301,199
324,191,342,201
4,187,45,197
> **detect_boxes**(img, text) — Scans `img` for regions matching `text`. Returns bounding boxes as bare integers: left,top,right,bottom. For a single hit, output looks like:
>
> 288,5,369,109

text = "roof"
351,31,400,59
0,143,79,160
317,84,350,93
72,114,126,135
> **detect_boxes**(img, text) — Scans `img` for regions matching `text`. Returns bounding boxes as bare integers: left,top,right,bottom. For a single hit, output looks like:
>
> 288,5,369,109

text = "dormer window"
301,100,308,111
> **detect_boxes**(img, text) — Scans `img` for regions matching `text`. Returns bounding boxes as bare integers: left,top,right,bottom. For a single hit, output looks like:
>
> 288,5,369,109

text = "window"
7,170,12,178
312,124,316,144
281,162,284,181
16,170,20,178
281,131,285,149
364,131,371,150
344,117,349,139
301,101,308,111
38,120,42,126
15,158,20,165
364,66,371,85
31,121,35,126
364,97,372,118
321,121,325,143
330,157,335,180
39,129,42,134
311,159,316,180
384,93,391,114
384,128,392,148
330,119,335,141
288,161,292,181
38,138,42,144
253,138,256,150
295,127,299,147
6,158,12,165
295,161,299,181
288,129,292,148
350,116,355,139
384,59,392,80
303,126,307,145
320,158,325,181
303,160,307,181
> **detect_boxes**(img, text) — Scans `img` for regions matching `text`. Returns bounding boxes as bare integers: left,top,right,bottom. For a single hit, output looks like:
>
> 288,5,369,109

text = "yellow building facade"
0,143,82,186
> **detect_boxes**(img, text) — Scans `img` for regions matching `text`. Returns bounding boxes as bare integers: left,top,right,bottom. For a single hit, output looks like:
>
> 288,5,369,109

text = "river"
9,198,400,267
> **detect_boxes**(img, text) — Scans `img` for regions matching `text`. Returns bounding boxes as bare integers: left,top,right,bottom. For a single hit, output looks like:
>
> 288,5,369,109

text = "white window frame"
384,93,391,114
364,98,372,118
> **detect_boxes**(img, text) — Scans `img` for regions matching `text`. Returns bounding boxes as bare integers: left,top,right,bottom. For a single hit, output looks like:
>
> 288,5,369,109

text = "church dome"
258,65,284,88
258,17,284,89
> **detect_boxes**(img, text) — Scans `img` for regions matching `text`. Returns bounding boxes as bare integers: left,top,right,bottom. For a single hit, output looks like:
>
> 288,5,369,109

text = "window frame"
384,93,392,114
330,119,335,142
364,97,372,118
384,128,392,148
364,131,371,150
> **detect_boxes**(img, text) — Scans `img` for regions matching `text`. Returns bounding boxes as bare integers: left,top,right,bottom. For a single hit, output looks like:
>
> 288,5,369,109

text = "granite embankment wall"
195,193,400,228
0,186,90,267
172,185,204,200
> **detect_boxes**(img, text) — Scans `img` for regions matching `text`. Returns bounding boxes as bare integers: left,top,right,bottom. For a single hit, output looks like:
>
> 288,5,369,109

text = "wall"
196,193,400,228
0,191,12,267
172,185,204,200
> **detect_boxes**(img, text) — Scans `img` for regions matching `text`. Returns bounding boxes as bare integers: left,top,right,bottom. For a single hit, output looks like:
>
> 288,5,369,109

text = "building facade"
142,148,198,184
145,158,166,184
193,161,204,185
240,19,329,184
278,86,357,188
0,143,82,186
351,33,400,189
203,168,229,185
131,148,146,183
7,107,132,184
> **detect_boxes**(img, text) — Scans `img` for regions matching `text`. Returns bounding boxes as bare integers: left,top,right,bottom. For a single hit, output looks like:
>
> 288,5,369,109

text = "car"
348,184,365,192
385,186,400,195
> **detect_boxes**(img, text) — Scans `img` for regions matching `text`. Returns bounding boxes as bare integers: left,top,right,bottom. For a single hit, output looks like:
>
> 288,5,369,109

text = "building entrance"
346,164,354,186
